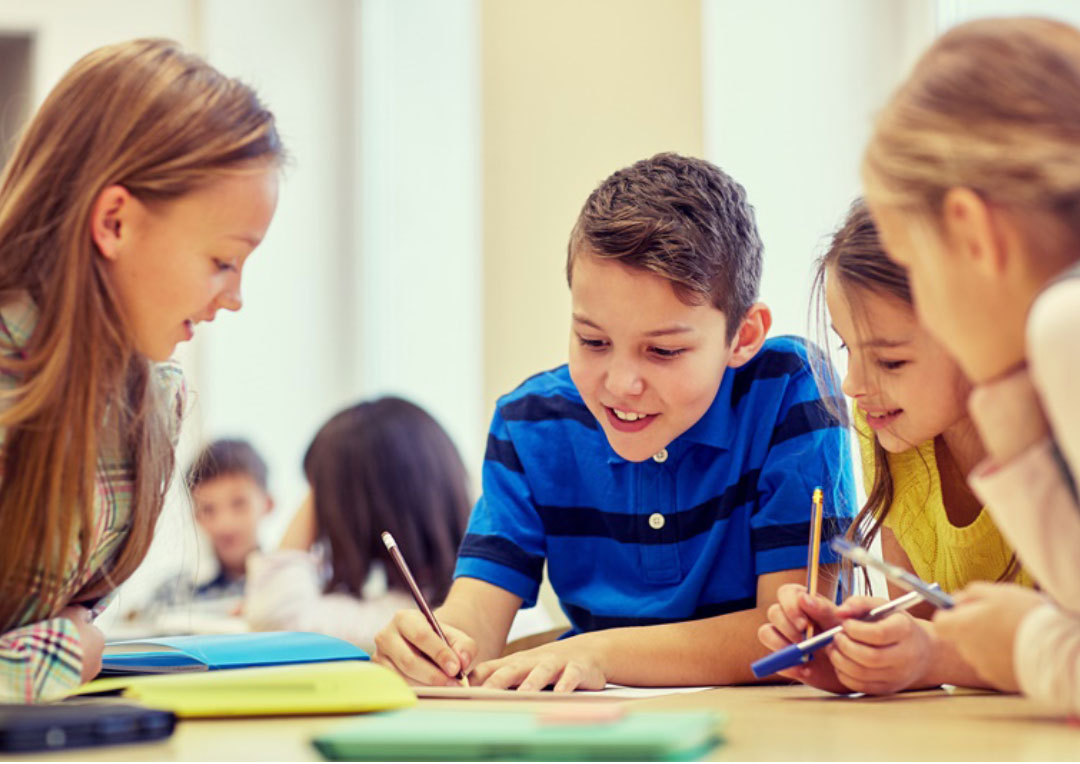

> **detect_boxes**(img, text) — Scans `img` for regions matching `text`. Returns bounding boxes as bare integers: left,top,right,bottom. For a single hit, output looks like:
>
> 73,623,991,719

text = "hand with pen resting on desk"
759,582,980,695
933,582,1048,693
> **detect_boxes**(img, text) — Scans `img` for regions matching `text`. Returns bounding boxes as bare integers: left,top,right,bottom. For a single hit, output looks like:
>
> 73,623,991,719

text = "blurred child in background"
245,397,471,653
146,439,273,615
186,439,274,600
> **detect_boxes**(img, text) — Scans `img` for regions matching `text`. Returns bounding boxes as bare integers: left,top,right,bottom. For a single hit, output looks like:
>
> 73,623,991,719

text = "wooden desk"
12,685,1080,761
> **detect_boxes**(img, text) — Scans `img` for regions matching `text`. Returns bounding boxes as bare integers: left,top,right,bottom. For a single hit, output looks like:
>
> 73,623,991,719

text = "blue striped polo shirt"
455,335,856,636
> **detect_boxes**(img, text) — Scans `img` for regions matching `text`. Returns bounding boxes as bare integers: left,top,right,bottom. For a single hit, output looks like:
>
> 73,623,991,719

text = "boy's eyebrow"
228,234,263,247
573,314,693,337
643,325,694,337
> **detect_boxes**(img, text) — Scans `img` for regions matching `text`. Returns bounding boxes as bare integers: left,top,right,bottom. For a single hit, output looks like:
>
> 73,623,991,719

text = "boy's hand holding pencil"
374,532,475,687
373,609,476,686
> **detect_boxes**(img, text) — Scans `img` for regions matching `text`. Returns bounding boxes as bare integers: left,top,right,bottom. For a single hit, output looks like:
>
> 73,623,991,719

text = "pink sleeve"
964,283,1080,612
969,440,1080,611
1015,603,1080,717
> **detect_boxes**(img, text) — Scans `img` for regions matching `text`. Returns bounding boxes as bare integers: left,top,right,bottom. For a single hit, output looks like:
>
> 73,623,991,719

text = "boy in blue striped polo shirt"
374,153,855,690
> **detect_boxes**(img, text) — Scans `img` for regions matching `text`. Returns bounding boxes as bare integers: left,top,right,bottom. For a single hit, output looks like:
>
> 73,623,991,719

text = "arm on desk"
469,568,809,692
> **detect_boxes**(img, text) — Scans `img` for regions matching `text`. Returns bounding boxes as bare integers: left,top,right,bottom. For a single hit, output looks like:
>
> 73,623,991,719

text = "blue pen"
751,589,929,679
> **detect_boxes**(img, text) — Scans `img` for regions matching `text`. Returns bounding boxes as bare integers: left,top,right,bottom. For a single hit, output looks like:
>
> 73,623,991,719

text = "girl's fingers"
766,603,804,644
776,585,810,632
841,612,910,646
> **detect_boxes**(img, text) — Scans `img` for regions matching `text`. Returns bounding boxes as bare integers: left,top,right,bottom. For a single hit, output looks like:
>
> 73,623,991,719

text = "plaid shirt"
0,293,185,702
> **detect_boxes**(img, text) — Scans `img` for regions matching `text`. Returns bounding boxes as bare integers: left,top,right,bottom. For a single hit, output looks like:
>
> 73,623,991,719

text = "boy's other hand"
758,583,850,693
933,582,1047,692
469,635,607,693
60,605,104,683
373,609,477,686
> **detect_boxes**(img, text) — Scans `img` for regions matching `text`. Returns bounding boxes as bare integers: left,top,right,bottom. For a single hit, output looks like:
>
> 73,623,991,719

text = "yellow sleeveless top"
854,409,1034,593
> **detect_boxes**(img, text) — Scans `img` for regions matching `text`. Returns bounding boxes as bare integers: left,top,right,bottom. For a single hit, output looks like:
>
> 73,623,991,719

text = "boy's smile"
568,252,735,462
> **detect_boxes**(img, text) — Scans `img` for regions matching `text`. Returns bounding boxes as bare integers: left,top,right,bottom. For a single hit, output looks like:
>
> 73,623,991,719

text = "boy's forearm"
567,607,775,687
433,578,522,665
435,598,503,663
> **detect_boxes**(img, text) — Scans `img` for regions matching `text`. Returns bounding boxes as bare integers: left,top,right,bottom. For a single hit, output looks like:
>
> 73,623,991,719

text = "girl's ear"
941,187,1007,278
726,302,772,368
90,184,135,261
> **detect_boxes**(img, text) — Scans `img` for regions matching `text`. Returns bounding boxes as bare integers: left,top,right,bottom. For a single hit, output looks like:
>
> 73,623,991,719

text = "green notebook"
312,708,724,761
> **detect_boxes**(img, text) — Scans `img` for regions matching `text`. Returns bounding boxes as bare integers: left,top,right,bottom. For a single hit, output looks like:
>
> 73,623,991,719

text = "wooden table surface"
12,684,1080,761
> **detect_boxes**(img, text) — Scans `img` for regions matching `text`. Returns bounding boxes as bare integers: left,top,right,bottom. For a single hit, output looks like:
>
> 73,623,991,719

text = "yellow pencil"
805,487,824,639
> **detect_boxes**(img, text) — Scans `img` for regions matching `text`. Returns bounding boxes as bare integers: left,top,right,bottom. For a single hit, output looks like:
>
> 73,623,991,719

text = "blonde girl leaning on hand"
0,39,283,702
863,17,1080,713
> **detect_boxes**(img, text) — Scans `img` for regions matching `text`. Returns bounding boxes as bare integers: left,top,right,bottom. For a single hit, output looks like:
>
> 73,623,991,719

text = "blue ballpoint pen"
752,588,931,679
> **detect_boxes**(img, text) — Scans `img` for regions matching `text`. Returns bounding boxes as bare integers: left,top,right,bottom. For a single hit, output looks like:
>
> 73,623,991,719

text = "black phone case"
0,701,176,752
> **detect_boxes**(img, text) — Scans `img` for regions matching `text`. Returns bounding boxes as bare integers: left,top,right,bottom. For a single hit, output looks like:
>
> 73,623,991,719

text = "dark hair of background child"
186,439,269,493
303,396,471,604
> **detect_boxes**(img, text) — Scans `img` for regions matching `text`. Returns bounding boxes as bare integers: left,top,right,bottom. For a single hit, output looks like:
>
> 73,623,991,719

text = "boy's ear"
90,184,136,261
941,187,1007,278
262,495,275,516
726,303,771,368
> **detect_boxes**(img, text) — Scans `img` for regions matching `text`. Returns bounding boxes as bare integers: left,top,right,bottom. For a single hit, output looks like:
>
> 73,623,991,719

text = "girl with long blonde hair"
0,38,282,702
862,17,1080,714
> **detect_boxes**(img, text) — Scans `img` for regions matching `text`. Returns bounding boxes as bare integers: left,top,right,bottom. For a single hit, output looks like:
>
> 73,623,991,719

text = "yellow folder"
70,660,416,718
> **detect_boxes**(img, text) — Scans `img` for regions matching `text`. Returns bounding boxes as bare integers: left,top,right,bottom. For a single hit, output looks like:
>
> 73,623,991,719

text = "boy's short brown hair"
567,153,762,341
186,439,269,493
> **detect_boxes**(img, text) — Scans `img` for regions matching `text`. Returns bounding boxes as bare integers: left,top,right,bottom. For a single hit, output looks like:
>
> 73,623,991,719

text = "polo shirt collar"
604,367,736,464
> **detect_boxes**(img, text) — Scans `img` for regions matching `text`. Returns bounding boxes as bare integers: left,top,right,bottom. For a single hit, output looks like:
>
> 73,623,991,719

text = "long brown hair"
863,17,1080,260
811,200,912,592
303,397,471,604
0,39,282,631
812,199,1018,591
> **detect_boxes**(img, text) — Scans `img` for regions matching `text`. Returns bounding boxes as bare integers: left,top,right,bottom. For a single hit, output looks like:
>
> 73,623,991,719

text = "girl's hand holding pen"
828,596,934,695
933,582,1047,693
373,609,477,686
757,583,850,693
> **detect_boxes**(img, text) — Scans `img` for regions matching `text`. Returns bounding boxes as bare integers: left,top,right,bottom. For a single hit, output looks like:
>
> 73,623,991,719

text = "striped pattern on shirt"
455,335,856,636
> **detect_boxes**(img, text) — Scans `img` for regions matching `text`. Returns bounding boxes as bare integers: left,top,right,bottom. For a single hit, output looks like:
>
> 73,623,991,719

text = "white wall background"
702,0,935,346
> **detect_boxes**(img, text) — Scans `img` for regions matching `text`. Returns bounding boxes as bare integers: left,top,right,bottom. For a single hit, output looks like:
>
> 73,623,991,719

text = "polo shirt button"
648,512,665,530
652,448,668,463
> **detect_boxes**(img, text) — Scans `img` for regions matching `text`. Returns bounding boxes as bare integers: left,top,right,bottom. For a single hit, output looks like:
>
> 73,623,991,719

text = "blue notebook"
100,631,368,675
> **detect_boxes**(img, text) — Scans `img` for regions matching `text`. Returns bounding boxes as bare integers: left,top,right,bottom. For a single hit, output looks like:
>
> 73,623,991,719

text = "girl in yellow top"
759,199,1031,695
